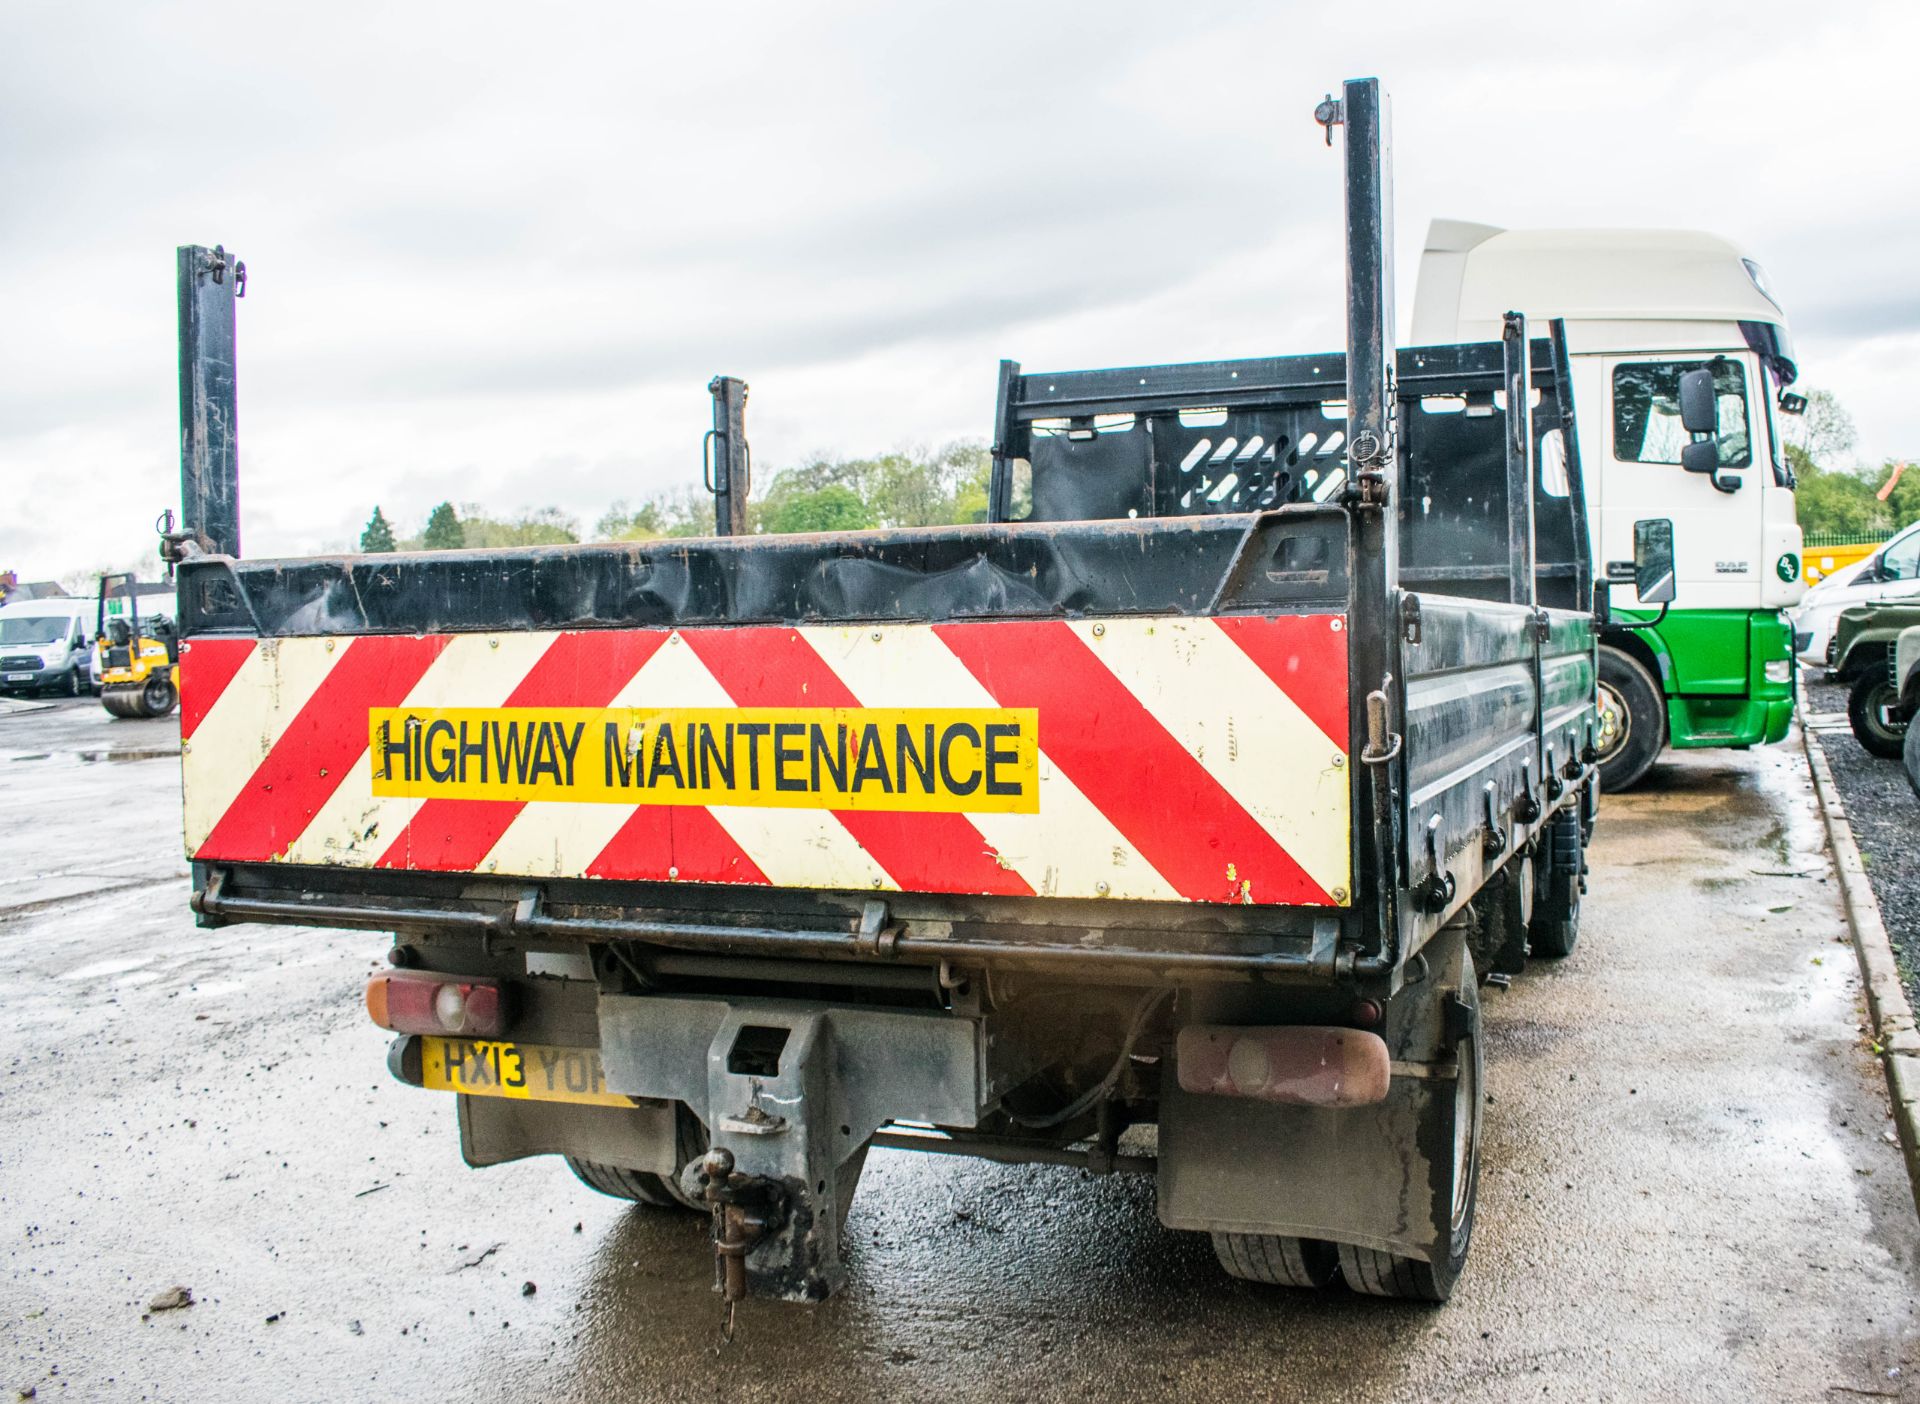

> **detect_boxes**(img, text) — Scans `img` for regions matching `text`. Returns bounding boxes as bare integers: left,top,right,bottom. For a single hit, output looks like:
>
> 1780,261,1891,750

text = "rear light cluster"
366,970,507,1038
1176,1024,1391,1107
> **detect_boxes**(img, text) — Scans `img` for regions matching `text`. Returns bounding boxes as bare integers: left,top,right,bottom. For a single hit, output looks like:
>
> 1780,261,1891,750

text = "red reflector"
365,970,506,1038
1176,1025,1391,1107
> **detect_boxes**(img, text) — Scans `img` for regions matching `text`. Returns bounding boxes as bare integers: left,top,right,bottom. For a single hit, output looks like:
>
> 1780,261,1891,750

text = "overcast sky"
4,1,1917,581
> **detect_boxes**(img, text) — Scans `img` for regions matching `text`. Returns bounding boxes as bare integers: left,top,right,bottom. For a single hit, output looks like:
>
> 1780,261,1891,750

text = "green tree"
457,505,579,547
758,484,875,534
1778,389,1893,540
359,506,397,553
754,441,990,533
595,491,709,541
1792,456,1886,538
421,501,464,550
1781,388,1856,468
584,439,993,544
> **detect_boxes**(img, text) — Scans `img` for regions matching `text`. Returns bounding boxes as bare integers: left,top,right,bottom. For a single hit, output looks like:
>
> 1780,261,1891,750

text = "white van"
0,597,94,697
1789,519,1920,668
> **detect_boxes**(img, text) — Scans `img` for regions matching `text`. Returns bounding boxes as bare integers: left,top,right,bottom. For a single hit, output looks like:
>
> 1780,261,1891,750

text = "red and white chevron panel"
178,615,1351,906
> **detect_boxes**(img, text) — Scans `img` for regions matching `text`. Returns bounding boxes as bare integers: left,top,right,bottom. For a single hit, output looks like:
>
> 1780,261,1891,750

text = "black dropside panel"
178,509,1350,638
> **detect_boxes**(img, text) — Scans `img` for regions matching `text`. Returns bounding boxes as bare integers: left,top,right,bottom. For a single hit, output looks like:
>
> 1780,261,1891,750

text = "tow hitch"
691,1148,787,1336
602,995,995,1305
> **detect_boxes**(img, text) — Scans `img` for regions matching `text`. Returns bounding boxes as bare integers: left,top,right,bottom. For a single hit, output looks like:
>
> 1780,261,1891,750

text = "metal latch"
1314,93,1343,144
1481,780,1508,857
857,899,901,958
1359,688,1401,766
1401,594,1423,646
1415,814,1456,913
1512,757,1542,824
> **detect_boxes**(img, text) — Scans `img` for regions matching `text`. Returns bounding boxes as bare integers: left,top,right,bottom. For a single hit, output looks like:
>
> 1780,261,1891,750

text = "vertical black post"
1502,311,1537,607
1341,77,1395,553
987,358,1022,523
706,376,751,536
177,245,243,557
1334,76,1403,954
1548,318,1593,604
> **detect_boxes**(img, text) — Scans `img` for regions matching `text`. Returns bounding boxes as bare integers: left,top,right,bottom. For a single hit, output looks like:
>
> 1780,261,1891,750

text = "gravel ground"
1808,679,1920,1011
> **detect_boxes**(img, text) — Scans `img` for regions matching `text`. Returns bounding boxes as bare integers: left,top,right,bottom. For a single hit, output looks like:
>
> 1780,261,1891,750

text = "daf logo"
1713,560,1750,575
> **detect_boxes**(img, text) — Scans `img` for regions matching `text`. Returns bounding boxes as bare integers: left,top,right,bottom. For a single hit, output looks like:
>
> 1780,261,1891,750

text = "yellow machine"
96,573,179,719
1803,537,1884,586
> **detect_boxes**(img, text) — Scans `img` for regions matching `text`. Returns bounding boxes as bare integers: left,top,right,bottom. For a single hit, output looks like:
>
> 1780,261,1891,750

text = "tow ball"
691,1148,788,1332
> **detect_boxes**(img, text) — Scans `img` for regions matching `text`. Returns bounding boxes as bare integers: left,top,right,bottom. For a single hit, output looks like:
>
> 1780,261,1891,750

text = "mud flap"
1155,929,1477,1264
597,995,984,1301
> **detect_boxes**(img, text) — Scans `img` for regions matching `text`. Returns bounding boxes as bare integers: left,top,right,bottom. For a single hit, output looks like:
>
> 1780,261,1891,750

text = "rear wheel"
1848,668,1906,759
565,1103,707,1211
1338,953,1483,1302
1905,717,1920,801
1596,646,1664,792
1212,1233,1338,1289
565,1157,688,1209
1527,809,1583,959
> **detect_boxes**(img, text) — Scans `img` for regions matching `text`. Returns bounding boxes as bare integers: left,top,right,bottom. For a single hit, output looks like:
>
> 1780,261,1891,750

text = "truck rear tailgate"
180,612,1350,906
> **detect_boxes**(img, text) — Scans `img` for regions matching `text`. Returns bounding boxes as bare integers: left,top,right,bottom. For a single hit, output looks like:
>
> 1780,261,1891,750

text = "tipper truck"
166,79,1666,1306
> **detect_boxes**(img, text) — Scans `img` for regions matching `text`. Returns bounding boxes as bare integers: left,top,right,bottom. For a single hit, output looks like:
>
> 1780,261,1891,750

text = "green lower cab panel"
1650,610,1754,696
1615,608,1794,751
1666,694,1783,749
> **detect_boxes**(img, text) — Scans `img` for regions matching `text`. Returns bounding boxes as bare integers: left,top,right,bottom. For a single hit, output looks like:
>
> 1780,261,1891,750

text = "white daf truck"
1414,221,1805,789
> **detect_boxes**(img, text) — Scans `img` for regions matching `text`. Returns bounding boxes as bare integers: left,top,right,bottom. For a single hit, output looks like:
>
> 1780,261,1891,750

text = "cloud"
4,0,1918,579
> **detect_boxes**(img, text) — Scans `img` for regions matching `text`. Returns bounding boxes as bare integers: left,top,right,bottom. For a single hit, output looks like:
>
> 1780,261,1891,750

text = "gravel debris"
1807,681,1920,1011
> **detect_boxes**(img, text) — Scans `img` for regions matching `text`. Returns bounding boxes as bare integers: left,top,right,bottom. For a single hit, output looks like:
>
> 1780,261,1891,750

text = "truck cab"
1413,221,1802,789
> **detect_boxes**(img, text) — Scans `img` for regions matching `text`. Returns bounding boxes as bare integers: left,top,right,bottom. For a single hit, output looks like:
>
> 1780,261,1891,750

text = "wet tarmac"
2,701,1916,1402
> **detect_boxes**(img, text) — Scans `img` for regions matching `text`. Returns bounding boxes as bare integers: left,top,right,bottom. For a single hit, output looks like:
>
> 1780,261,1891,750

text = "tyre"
141,675,178,719
1595,645,1664,792
63,667,81,698
1906,717,1920,801
1527,808,1583,959
1212,1233,1338,1289
565,1103,707,1211
1338,951,1483,1302
1847,668,1906,760
565,1156,688,1209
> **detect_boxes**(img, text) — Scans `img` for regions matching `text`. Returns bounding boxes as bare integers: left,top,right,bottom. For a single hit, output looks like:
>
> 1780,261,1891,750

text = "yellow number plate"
419,1038,631,1108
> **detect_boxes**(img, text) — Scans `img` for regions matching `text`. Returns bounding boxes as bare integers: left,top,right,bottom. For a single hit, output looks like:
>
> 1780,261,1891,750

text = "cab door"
1597,351,1767,691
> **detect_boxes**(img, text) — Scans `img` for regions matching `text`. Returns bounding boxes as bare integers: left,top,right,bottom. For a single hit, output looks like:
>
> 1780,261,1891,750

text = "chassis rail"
192,868,1375,982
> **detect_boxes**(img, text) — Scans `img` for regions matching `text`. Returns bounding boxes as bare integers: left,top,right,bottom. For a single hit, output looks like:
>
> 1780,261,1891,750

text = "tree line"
354,399,1911,555
1781,390,1916,540
358,441,991,552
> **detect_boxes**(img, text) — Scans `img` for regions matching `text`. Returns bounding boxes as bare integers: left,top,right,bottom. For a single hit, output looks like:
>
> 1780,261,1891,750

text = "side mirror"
1680,439,1718,476
1779,391,1808,416
1634,518,1677,606
1678,368,1718,435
